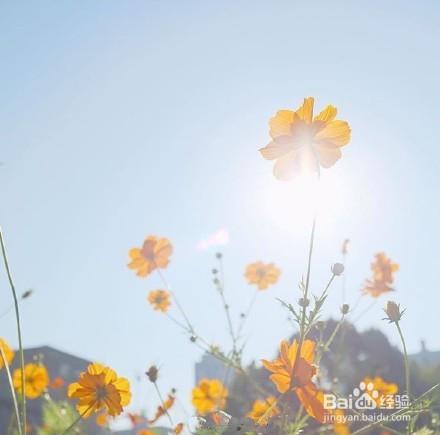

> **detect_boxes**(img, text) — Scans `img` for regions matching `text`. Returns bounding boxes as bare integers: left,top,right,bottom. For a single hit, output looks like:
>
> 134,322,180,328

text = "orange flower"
245,262,281,290
361,376,398,408
149,392,175,424
247,396,279,426
262,339,326,423
137,430,154,435
260,97,351,180
49,377,65,389
67,363,131,418
13,363,49,399
362,253,399,298
96,412,109,427
128,412,146,426
192,378,228,416
0,338,15,369
148,290,171,312
128,236,173,278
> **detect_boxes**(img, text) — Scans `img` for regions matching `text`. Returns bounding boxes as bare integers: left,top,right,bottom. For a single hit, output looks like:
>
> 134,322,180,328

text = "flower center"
96,385,108,400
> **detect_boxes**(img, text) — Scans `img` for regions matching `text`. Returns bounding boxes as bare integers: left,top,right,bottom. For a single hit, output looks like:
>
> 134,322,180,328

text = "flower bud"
316,321,325,330
332,263,345,276
341,304,350,315
146,365,158,383
383,301,405,323
298,297,310,308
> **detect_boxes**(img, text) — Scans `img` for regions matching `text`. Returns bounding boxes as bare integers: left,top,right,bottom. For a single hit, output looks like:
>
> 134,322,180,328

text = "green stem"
291,215,316,382
396,321,411,399
0,344,22,435
0,228,26,435
155,267,196,335
316,314,345,364
153,382,174,427
62,405,93,434
236,289,258,339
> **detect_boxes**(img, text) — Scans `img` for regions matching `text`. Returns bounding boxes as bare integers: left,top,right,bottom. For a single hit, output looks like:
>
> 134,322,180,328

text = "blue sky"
1,0,439,426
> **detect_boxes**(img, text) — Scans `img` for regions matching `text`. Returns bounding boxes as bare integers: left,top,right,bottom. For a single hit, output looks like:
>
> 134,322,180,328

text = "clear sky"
1,0,439,427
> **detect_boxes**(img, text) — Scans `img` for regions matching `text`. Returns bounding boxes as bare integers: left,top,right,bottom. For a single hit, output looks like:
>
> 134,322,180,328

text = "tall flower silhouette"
362,253,399,297
128,236,173,278
245,262,281,290
260,97,351,180
262,339,326,422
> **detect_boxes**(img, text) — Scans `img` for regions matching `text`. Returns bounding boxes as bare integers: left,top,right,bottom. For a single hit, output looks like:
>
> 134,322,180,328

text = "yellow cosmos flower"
137,430,154,435
247,396,279,426
13,363,49,399
362,253,399,298
192,378,228,416
128,236,173,278
260,97,351,180
0,338,15,369
361,376,398,408
244,262,281,290
67,363,131,418
147,290,171,312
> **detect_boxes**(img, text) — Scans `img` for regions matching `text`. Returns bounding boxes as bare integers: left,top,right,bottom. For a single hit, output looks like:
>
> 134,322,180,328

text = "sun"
256,170,351,238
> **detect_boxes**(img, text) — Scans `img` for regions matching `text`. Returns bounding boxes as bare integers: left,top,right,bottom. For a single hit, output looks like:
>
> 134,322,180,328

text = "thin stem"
341,252,347,304
396,321,411,399
0,228,26,435
156,267,195,334
62,404,92,434
0,344,22,435
316,314,345,364
291,214,317,383
153,382,174,427
236,290,258,339
352,298,377,323
215,257,237,353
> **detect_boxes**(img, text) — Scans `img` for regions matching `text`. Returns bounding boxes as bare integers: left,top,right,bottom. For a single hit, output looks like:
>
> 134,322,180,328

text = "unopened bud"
316,321,325,330
341,304,350,315
383,301,405,323
146,365,158,383
298,297,310,308
332,263,345,276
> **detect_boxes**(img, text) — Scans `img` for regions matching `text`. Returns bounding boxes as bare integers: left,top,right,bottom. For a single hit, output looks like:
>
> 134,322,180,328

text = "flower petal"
315,120,351,147
269,110,296,138
296,98,314,123
295,383,327,423
314,105,337,123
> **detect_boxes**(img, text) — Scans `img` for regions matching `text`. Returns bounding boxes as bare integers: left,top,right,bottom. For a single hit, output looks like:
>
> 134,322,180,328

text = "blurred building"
409,340,440,367
0,345,105,434
195,353,234,386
